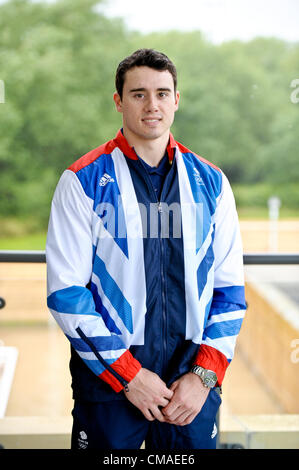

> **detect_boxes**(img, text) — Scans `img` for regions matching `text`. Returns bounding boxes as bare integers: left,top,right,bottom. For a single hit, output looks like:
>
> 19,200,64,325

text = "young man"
46,49,247,449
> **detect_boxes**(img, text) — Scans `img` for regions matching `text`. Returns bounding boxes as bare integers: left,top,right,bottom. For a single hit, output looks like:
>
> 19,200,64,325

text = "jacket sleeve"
46,169,141,392
193,171,247,386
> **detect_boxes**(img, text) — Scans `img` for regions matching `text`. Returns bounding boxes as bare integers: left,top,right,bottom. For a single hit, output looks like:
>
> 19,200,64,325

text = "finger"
142,408,155,422
179,411,197,426
159,397,171,408
163,387,174,400
161,396,180,416
162,396,184,419
169,381,179,391
149,406,167,423
164,405,186,422
167,409,192,426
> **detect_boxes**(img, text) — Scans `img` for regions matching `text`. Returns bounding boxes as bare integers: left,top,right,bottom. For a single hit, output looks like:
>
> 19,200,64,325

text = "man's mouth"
142,117,162,123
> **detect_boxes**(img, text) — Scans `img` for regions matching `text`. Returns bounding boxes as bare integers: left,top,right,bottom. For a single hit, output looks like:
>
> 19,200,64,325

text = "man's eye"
134,93,144,99
159,92,168,98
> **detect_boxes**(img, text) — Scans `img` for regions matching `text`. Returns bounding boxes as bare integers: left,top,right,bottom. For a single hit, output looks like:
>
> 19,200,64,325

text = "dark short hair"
115,48,177,99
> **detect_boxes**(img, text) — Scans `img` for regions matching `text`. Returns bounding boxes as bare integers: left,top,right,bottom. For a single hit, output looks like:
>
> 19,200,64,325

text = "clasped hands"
124,367,210,426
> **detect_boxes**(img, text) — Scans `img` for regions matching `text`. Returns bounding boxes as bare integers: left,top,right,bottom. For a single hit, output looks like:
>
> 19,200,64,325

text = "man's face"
114,66,179,145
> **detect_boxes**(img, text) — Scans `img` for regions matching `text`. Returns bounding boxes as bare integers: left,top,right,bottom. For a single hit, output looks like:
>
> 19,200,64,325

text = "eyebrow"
129,87,172,93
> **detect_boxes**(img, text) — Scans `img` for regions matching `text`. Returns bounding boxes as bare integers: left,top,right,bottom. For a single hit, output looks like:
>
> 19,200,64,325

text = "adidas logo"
99,173,115,186
193,167,204,185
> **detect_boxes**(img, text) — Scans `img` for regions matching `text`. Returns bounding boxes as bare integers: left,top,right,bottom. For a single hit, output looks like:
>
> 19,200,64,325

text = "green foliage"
0,0,131,228
233,183,299,210
0,0,298,236
0,229,46,249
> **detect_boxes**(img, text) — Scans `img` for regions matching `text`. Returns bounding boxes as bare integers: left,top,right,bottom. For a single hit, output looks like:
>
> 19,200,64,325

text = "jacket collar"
113,129,177,163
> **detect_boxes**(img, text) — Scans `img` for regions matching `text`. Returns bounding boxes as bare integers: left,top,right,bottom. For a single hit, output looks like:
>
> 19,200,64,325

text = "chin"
143,127,166,139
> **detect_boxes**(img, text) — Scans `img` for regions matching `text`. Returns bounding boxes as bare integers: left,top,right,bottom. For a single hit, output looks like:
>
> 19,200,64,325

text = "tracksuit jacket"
46,129,247,402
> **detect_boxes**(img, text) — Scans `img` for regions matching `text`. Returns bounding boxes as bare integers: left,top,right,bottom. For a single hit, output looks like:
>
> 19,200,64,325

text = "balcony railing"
1,250,299,264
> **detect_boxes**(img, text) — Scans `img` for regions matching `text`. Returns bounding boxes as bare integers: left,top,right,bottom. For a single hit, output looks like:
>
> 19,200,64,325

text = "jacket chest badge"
99,173,115,186
193,167,205,186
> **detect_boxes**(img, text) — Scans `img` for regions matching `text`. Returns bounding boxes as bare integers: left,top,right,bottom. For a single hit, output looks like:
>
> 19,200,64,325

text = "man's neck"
123,129,170,167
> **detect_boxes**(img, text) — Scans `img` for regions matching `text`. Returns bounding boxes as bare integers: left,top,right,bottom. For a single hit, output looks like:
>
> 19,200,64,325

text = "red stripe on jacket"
193,344,229,386
99,350,142,393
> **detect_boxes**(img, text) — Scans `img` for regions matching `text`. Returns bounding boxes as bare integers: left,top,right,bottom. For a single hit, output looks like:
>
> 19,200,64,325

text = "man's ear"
174,90,180,111
113,92,123,113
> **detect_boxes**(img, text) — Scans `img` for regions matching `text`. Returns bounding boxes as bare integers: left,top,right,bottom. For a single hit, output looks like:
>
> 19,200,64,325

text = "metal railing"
1,250,299,264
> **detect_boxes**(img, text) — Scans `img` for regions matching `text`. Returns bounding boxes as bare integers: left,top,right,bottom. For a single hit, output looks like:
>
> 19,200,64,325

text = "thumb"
169,380,179,392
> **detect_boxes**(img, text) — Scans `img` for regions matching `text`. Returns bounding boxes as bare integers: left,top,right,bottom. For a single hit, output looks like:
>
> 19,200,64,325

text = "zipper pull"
158,202,163,213
124,383,129,393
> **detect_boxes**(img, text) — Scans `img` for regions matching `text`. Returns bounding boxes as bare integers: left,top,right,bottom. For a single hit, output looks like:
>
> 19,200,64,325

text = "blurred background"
0,0,298,449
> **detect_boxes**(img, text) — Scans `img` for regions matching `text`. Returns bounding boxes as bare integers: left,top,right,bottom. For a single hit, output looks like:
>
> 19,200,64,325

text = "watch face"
191,366,217,388
203,371,217,387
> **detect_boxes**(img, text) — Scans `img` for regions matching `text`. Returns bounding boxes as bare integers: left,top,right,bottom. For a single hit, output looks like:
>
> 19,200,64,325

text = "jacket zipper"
76,326,129,392
157,201,168,377
138,159,169,377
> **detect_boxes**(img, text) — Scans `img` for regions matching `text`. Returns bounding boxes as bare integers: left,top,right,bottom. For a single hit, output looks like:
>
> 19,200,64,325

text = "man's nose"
145,94,159,112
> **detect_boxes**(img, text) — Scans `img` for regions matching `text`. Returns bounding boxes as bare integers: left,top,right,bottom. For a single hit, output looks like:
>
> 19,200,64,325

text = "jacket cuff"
193,344,229,386
99,350,142,393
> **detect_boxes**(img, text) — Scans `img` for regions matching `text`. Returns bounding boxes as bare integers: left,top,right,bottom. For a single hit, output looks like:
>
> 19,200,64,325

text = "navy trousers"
71,388,221,450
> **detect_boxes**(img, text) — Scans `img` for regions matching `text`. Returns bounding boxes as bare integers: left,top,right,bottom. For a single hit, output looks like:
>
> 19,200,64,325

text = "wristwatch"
191,365,217,388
